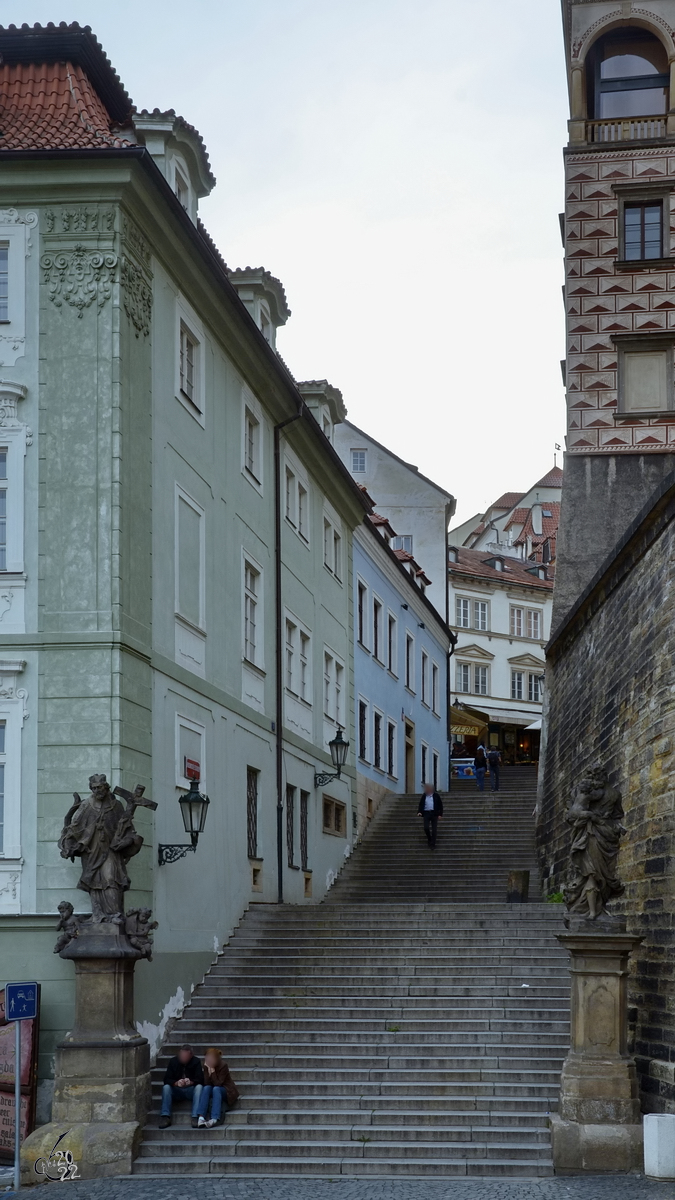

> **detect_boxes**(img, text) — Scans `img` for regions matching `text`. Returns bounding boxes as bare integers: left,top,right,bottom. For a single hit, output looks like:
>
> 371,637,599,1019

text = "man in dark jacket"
417,782,443,848
159,1043,204,1128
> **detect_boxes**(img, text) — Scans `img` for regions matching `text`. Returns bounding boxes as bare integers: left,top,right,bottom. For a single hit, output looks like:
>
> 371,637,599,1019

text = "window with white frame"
529,672,543,703
300,633,310,702
387,613,397,674
373,598,383,662
322,415,332,442
373,710,383,770
333,529,342,580
175,168,189,210
358,698,369,761
510,606,524,638
421,650,429,706
474,600,489,631
511,670,524,700
0,246,7,323
474,665,488,696
433,750,439,789
357,581,367,646
244,407,261,483
259,304,272,344
387,720,397,777
526,609,542,640
323,650,344,724
285,466,296,525
405,634,414,691
421,743,428,784
392,535,413,554
285,618,296,692
176,715,205,789
179,323,199,409
176,489,204,630
0,664,27,881
244,560,260,665
298,483,308,542
285,617,311,702
456,597,470,628
351,449,367,473
432,662,439,714
456,661,471,693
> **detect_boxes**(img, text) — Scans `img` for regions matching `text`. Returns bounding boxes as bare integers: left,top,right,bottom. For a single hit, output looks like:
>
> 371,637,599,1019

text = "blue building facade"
352,518,451,828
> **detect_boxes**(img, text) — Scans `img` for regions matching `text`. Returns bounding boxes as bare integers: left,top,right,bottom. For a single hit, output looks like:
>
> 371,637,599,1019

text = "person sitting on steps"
417,781,443,848
159,1043,204,1129
197,1047,240,1127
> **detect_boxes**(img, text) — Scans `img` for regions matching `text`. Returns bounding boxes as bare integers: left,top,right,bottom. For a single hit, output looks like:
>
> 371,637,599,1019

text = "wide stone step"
132,1154,554,1177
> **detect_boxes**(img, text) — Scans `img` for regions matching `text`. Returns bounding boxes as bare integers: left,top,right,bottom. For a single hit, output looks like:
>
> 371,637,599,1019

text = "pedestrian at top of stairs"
475,743,487,792
417,783,443,849
197,1047,240,1129
487,746,501,792
159,1044,204,1129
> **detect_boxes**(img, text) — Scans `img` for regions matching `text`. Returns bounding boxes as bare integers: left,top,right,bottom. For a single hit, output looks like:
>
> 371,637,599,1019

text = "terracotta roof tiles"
448,547,554,591
490,491,525,511
533,465,564,489
0,60,134,150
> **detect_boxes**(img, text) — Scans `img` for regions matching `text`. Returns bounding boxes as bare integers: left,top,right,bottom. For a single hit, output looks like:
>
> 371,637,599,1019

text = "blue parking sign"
5,982,38,1021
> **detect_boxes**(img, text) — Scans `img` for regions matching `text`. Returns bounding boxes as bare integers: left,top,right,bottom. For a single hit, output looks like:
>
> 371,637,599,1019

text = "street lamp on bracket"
157,777,211,865
314,727,350,789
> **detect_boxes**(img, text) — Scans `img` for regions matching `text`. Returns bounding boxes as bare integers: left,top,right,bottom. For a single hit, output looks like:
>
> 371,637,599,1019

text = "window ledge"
288,864,301,871
248,856,264,864
615,258,675,272
614,410,673,420
243,657,266,677
175,612,206,637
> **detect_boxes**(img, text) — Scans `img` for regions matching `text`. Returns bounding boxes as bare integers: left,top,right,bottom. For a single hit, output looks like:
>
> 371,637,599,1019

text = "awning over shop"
480,708,542,727
450,703,489,737
526,718,542,731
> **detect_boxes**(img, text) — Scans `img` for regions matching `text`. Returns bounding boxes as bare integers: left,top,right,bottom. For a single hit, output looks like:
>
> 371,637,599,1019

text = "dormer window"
322,414,332,442
588,30,669,119
259,305,272,344
175,168,189,210
392,535,413,554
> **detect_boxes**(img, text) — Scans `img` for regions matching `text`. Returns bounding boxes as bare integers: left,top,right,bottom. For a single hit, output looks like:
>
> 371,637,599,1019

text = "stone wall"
539,473,675,1113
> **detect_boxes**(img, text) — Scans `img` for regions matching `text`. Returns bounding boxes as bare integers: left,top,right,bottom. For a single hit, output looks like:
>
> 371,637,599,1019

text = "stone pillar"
20,925,150,1184
551,931,644,1174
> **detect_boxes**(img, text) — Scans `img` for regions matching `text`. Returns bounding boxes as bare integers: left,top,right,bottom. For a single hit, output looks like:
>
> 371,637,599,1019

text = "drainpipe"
274,412,303,904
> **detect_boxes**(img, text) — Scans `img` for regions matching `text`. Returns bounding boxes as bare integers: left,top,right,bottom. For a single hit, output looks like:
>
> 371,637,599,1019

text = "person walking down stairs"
474,742,488,791
417,782,443,848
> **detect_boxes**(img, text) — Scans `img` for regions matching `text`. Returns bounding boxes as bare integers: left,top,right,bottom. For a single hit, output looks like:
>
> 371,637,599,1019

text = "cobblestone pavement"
3,1175,674,1200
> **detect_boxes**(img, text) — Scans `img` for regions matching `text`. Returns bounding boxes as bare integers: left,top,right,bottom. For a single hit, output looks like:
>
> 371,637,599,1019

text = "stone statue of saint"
564,763,626,925
58,774,155,921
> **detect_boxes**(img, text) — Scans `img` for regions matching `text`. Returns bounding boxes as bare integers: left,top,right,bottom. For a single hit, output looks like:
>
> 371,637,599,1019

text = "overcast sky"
9,0,569,525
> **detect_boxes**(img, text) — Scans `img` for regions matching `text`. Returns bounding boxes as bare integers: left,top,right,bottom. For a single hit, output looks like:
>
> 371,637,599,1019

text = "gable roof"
448,546,554,591
490,492,525,511
533,465,564,490
342,419,455,503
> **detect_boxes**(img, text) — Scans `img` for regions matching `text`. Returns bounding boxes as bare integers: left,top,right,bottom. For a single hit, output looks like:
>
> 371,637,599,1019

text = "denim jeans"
198,1085,228,1122
490,766,500,791
161,1083,203,1117
476,767,486,791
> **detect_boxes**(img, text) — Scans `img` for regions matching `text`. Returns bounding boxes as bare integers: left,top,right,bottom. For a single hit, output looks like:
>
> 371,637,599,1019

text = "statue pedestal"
21,924,150,1184
551,930,644,1174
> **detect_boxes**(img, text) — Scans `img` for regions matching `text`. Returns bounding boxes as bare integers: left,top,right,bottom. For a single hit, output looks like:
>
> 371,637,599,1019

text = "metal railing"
587,116,666,143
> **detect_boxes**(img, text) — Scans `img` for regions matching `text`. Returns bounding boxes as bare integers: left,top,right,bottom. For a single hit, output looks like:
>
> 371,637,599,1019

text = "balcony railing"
586,116,666,143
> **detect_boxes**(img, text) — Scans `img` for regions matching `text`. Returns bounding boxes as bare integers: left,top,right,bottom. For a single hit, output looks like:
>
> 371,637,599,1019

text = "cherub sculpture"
124,907,158,960
53,901,88,953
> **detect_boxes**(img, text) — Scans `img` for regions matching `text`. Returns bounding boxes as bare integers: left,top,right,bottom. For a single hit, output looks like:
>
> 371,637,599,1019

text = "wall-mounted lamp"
314,728,350,788
418,622,425,629
158,778,211,865
401,603,408,610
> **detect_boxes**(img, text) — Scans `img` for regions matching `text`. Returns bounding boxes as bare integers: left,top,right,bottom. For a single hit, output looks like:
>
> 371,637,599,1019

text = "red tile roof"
448,547,554,591
512,502,561,547
0,60,134,150
490,492,525,511
504,508,530,529
533,465,564,489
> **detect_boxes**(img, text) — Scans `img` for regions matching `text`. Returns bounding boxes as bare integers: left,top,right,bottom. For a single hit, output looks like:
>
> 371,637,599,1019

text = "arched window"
587,29,669,119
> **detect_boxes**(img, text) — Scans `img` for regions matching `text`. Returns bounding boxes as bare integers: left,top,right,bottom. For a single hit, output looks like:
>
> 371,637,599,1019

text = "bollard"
506,870,530,903
644,1114,675,1179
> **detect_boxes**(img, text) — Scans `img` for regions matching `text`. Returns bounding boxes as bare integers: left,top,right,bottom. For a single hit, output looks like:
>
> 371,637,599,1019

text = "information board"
0,986,40,1162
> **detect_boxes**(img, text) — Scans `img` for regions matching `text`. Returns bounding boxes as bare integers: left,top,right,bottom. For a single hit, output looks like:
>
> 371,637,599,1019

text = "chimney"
532,503,543,537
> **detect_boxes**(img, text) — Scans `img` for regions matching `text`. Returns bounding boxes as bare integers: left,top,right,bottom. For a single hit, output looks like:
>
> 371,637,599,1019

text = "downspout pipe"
274,411,302,904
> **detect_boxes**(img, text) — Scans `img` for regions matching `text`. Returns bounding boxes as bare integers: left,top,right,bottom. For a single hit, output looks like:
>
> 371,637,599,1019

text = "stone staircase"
134,767,569,1177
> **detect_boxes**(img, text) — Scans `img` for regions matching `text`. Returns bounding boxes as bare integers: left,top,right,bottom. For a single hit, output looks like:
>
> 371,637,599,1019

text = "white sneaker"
198,1116,207,1127
206,1118,217,1127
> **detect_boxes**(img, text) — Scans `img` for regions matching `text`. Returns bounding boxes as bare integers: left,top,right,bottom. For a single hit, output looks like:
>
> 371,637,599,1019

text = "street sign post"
5,983,38,1195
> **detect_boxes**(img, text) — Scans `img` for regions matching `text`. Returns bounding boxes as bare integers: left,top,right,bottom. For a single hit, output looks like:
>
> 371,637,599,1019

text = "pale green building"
0,23,367,1116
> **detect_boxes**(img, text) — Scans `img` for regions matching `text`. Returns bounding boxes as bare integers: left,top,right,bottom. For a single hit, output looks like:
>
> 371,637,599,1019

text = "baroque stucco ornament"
41,245,118,317
121,256,152,337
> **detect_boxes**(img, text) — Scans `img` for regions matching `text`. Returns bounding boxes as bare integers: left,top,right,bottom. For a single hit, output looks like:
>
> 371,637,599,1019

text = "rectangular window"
511,670,524,701
510,606,523,638
373,599,382,661
526,609,542,640
529,673,542,703
179,323,197,406
351,449,366,472
286,783,296,867
244,409,260,481
300,790,309,871
374,712,382,770
421,743,428,784
0,246,8,322
333,531,342,580
456,662,471,693
432,663,439,714
387,614,397,674
175,169,189,208
456,598,470,628
405,635,414,690
324,519,332,569
624,202,662,261
474,665,488,696
421,651,429,705
323,797,346,836
285,619,296,692
285,467,296,524
247,767,259,858
433,751,439,790
474,601,488,631
392,535,413,554
359,700,368,760
357,583,366,645
299,632,310,702
621,347,670,414
335,661,343,726
244,562,259,664
324,652,332,716
387,721,396,777
298,484,308,540
177,493,203,628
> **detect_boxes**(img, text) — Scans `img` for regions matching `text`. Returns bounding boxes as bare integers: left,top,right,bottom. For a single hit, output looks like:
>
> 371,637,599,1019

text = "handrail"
586,116,666,142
